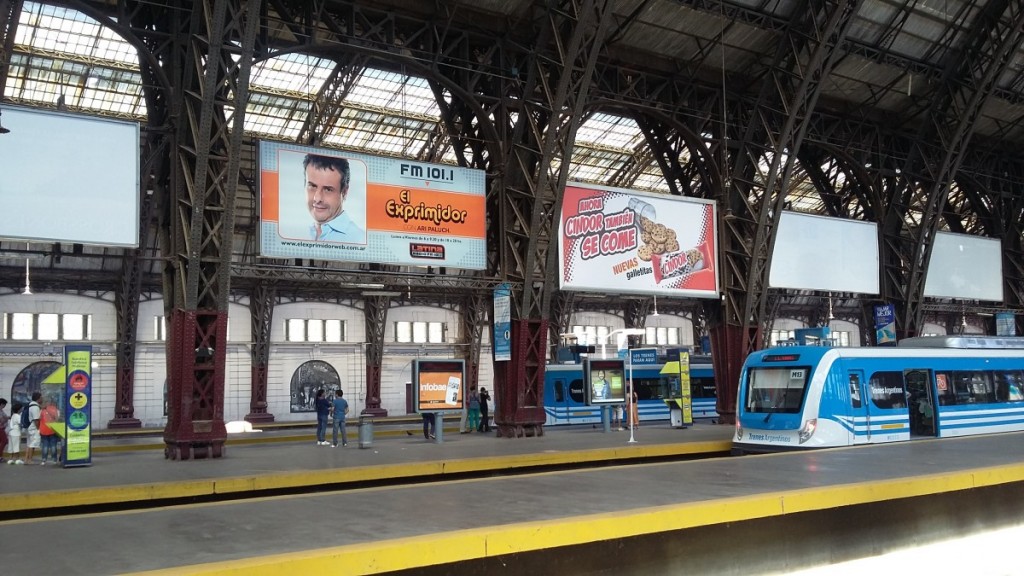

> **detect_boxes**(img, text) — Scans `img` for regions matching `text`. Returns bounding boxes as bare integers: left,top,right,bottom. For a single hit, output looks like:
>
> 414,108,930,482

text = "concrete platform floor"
1,425,1023,575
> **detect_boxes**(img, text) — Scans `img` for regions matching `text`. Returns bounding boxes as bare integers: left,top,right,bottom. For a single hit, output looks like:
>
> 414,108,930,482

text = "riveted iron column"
246,283,275,424
362,293,390,416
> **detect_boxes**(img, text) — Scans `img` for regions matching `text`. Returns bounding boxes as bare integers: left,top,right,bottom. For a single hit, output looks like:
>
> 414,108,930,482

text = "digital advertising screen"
413,359,465,413
259,140,486,269
585,358,626,405
558,183,718,297
0,106,140,247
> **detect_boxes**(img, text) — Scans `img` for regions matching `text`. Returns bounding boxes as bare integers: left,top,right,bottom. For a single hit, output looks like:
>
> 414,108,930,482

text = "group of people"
1,392,62,466
610,388,640,431
420,385,492,440
312,388,350,447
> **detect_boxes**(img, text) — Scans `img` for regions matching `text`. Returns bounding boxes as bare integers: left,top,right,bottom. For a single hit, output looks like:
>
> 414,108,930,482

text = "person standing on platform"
6,402,23,465
477,387,491,432
39,397,60,465
467,385,481,433
422,412,436,440
612,404,624,431
314,389,331,446
0,398,9,463
627,386,640,430
23,392,42,465
331,389,350,448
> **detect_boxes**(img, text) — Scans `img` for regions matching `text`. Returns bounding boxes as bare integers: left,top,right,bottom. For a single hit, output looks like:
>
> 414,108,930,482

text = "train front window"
744,367,809,413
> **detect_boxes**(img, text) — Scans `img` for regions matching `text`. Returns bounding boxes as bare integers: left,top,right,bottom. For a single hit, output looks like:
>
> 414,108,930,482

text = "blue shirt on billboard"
311,211,365,244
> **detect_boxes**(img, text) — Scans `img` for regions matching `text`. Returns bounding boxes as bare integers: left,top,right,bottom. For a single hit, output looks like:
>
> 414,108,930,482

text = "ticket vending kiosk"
662,350,693,428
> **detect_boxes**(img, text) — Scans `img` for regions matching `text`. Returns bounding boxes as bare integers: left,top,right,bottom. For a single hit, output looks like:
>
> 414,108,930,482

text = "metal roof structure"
1,0,1022,315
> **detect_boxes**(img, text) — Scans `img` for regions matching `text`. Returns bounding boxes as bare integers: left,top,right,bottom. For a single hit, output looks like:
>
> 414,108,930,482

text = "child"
6,402,24,465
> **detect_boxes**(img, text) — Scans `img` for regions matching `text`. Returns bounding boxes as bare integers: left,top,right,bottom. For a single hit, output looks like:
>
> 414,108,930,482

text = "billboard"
585,358,626,405
924,231,1003,301
259,141,486,269
770,211,879,295
558,183,718,297
413,359,465,413
0,106,140,247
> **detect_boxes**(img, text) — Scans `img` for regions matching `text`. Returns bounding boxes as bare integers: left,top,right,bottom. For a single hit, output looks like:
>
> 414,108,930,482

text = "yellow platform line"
0,440,732,512
125,462,1024,576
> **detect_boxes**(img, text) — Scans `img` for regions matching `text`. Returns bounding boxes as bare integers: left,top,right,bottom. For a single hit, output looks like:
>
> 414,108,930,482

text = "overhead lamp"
652,295,659,317
0,109,10,135
22,258,32,295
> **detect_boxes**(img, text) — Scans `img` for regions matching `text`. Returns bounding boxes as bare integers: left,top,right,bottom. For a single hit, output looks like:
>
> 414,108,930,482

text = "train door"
905,369,936,437
847,370,871,445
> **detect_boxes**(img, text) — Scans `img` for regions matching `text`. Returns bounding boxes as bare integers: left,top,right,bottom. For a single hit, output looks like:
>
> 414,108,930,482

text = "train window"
744,367,808,413
632,378,663,401
951,371,993,404
868,371,906,409
994,370,1024,402
692,377,716,398
849,373,862,408
936,372,956,405
553,379,566,403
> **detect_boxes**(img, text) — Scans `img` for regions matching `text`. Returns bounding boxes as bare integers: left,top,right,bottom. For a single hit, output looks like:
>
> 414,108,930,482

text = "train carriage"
733,336,1024,454
543,357,717,426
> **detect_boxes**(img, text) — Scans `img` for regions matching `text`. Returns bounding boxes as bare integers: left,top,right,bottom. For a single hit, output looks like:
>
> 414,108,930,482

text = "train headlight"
798,419,817,443
735,422,743,440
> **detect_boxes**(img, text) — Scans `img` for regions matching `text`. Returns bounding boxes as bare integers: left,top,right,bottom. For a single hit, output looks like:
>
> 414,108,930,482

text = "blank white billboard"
769,211,879,294
924,231,1003,301
0,107,140,247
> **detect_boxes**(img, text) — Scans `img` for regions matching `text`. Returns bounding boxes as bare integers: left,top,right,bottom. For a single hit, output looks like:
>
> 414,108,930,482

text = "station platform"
1,423,1023,575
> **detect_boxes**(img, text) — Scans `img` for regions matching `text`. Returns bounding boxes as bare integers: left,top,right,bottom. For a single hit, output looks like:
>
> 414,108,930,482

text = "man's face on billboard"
306,164,347,224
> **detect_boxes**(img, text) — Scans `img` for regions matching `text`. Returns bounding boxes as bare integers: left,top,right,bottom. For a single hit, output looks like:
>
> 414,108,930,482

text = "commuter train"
732,336,1024,454
543,356,717,426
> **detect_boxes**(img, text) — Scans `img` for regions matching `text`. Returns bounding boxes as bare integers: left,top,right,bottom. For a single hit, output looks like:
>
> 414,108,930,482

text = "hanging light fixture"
21,242,32,295
652,295,659,316
22,258,32,295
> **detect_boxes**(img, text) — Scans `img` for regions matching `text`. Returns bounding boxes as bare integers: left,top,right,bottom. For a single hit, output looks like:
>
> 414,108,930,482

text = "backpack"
20,402,34,429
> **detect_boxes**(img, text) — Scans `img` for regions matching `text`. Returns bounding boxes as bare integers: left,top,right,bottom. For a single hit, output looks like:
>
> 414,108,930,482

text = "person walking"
331,389,350,447
477,387,491,432
314,389,331,446
0,398,9,463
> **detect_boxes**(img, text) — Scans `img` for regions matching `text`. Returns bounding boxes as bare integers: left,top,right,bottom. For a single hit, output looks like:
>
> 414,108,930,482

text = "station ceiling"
1,0,1021,316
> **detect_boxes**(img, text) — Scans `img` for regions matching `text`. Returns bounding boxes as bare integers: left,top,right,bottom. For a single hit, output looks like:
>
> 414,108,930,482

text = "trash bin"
358,415,374,449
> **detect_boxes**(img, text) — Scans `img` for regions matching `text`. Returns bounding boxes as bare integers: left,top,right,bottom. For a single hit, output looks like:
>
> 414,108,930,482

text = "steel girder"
362,293,390,416
882,0,1024,337
704,0,859,420
297,58,366,145
0,0,22,97
459,293,486,394
109,131,166,428
500,0,615,320
156,0,261,459
246,283,275,423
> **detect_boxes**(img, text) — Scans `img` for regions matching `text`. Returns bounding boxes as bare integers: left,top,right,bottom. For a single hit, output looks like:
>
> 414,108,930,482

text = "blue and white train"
543,357,718,426
732,336,1024,454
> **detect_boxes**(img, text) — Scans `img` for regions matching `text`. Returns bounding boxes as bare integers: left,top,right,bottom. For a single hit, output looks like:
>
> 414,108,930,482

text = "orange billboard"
259,141,486,269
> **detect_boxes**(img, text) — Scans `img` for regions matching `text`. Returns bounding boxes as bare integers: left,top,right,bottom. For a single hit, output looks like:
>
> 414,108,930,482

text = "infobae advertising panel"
259,141,486,269
558,183,718,297
413,359,466,413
